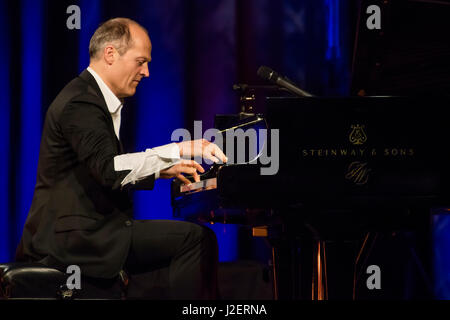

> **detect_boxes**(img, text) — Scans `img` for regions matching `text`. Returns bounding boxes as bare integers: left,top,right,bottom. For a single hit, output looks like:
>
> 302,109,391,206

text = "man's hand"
177,139,227,164
159,159,205,185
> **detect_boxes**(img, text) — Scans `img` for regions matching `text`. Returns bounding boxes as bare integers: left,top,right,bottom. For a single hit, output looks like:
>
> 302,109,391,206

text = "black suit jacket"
16,70,155,278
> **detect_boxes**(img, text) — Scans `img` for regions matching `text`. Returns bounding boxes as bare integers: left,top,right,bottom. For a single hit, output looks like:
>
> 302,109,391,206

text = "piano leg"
352,232,379,300
312,240,328,300
269,234,292,300
271,247,279,300
268,226,302,300
267,220,321,300
268,216,370,300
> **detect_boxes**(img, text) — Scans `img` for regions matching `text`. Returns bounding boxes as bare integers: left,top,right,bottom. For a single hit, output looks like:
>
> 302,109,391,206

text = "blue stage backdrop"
15,0,44,261
0,0,11,263
433,209,450,299
3,1,448,298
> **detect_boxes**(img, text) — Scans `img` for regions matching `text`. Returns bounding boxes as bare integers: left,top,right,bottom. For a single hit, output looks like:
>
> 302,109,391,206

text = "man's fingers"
160,160,204,183
204,154,220,164
179,140,227,163
184,166,200,182
192,172,200,182
181,159,204,173
212,145,228,163
176,174,192,185
178,162,201,183
191,160,205,173
203,153,219,164
204,144,227,163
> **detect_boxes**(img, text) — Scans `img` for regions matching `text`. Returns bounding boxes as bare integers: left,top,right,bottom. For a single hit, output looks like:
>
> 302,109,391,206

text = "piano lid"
351,0,450,96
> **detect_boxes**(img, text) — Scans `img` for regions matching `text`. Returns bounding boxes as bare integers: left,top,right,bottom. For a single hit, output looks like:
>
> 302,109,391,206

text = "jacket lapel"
78,69,124,154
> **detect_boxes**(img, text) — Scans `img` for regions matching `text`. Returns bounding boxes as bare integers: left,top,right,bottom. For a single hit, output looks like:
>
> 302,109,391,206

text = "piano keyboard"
180,177,217,194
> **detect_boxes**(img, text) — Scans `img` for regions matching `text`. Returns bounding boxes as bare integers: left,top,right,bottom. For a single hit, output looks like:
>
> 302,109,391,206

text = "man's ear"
103,45,116,65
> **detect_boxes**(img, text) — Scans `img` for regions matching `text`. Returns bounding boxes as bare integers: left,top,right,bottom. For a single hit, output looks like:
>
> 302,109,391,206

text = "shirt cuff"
146,142,180,160
114,143,181,186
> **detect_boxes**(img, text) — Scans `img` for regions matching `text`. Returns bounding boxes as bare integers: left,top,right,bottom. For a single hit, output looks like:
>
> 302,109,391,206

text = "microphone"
257,66,314,97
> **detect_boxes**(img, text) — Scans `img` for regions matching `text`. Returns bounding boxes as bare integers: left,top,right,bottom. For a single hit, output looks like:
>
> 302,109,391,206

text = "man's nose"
141,64,150,78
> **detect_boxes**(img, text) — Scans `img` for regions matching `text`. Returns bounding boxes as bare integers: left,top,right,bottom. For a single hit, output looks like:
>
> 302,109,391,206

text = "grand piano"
172,0,450,299
171,96,450,299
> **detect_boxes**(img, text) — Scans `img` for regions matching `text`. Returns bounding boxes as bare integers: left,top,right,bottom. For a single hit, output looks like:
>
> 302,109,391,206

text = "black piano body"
173,96,450,223
171,96,450,299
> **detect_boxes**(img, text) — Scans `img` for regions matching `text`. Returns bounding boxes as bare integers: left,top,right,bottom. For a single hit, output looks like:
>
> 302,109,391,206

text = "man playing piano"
15,17,227,299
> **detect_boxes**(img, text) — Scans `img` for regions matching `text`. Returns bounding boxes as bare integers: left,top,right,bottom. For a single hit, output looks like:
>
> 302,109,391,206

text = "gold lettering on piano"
301,147,413,158
349,124,367,145
383,148,414,156
300,123,415,159
345,161,371,185
302,148,367,157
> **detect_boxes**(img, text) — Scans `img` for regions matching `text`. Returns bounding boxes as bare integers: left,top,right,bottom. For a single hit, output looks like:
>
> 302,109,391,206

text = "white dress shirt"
87,67,180,186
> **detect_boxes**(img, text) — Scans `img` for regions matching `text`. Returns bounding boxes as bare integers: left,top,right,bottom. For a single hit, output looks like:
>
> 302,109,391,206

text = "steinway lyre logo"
349,124,367,145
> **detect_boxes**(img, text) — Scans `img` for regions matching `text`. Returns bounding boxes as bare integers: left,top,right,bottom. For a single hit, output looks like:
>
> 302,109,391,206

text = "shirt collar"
87,67,123,114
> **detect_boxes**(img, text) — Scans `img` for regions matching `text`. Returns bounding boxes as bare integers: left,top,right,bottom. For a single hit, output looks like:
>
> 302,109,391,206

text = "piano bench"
0,262,124,300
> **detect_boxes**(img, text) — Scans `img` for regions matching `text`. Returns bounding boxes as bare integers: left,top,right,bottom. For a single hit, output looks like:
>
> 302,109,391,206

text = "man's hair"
89,17,146,60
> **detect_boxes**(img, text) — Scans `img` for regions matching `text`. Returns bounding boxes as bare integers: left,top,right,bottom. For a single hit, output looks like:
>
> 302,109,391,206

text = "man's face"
108,24,152,98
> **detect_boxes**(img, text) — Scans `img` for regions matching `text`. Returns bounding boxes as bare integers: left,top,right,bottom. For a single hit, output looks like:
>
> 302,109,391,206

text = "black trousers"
123,220,219,300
